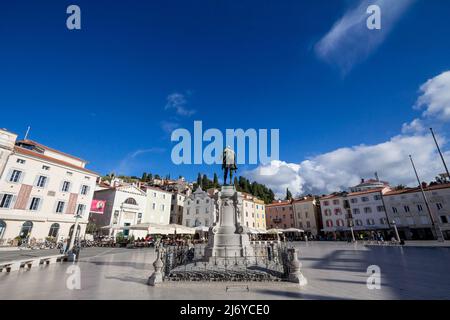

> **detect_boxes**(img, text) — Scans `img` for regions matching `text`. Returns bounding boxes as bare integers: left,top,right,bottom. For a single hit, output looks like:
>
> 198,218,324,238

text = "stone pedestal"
148,248,164,286
204,186,255,264
287,248,307,286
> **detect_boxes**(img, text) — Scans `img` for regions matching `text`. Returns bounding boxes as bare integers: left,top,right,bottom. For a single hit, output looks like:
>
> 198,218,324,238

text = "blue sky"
1,0,450,195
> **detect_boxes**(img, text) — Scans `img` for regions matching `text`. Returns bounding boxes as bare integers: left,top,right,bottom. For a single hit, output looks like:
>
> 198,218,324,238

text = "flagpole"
430,128,450,181
409,155,444,242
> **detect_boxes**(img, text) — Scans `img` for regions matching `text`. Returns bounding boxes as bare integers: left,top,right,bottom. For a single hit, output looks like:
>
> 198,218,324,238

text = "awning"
129,223,195,235
282,228,304,233
195,226,210,232
266,228,283,234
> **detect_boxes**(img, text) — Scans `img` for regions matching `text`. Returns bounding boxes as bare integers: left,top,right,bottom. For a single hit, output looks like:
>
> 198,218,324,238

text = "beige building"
0,129,98,244
143,186,172,225
254,198,266,230
292,197,321,236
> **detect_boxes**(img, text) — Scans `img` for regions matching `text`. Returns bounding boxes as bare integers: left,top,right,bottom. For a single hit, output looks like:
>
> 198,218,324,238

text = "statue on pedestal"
222,146,237,185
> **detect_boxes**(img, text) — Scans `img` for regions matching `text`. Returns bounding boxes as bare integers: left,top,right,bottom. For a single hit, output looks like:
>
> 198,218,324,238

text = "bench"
0,254,65,273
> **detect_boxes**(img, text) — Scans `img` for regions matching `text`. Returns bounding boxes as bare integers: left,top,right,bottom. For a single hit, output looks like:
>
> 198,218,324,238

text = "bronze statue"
222,146,237,185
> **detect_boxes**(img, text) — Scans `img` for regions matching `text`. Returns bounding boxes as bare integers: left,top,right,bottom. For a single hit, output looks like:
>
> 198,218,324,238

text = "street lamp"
68,212,82,253
392,220,400,242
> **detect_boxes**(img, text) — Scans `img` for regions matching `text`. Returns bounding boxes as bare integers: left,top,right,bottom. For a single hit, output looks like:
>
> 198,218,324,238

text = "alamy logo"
171,121,279,165
66,265,81,290
366,265,381,290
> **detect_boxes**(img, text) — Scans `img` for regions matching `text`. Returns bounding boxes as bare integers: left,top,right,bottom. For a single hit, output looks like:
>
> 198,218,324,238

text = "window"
440,216,448,224
205,219,209,226
124,198,137,205
334,208,342,215
0,220,6,239
152,203,156,210
380,218,387,225
42,165,50,170
160,204,165,211
404,206,410,213
20,221,33,238
417,204,423,212
436,203,443,210
355,219,363,226
137,213,142,224
374,195,382,201
76,204,86,216
323,201,329,206
333,200,340,205
55,201,65,213
351,198,358,204
61,181,71,192
48,223,60,238
353,208,360,215
0,194,13,209
336,219,344,227
153,192,157,197
306,221,311,228
9,170,22,183
361,197,369,202
196,208,199,214
366,219,375,226
364,207,372,213
305,212,309,219
66,171,73,176
80,185,90,195
185,219,191,227
376,206,385,212
299,222,303,228
16,159,25,164
324,209,332,216
392,207,398,213
36,176,48,188
29,197,41,211
186,209,190,215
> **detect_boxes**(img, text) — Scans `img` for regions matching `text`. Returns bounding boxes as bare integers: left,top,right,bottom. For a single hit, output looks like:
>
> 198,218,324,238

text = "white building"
349,177,389,193
90,184,147,238
383,184,450,240
320,188,393,238
182,187,215,228
0,129,98,244
143,186,172,225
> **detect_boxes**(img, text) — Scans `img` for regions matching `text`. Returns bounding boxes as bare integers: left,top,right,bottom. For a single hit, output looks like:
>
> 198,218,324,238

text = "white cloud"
415,71,450,120
401,118,425,134
315,0,414,73
245,134,448,198
246,71,450,198
165,92,196,117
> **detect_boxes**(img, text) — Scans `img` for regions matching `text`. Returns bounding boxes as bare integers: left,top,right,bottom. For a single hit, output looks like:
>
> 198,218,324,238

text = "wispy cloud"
415,71,450,120
114,148,166,175
160,120,180,134
165,92,196,117
315,0,414,73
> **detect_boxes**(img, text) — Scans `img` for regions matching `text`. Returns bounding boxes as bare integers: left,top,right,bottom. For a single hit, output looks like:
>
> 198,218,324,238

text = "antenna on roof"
24,126,31,140
374,172,379,181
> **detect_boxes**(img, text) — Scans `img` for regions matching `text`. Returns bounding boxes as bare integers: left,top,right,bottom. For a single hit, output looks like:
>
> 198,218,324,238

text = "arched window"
326,220,333,228
124,198,137,205
19,221,33,238
0,220,6,240
69,224,81,239
48,223,60,238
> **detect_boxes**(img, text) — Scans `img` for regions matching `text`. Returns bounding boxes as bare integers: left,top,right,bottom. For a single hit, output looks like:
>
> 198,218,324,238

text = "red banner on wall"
90,199,106,214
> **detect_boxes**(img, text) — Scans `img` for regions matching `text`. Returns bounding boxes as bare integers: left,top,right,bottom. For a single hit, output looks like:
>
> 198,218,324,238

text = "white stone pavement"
0,242,449,300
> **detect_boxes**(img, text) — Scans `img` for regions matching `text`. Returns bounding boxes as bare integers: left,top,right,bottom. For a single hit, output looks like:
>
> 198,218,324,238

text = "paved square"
1,242,449,300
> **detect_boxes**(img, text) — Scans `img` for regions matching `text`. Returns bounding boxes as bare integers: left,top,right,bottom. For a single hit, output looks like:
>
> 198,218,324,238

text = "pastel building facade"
170,192,186,225
292,197,321,236
143,186,172,225
265,200,295,229
0,129,98,244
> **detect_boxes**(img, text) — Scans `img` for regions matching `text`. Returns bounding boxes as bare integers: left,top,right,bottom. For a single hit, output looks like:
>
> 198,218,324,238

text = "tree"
148,173,153,181
213,173,219,187
141,172,148,182
197,173,202,187
286,188,293,201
